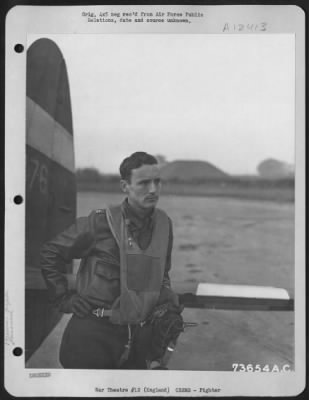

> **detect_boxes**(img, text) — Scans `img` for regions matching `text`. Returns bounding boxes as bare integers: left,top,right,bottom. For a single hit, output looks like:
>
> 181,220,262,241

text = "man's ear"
120,179,129,194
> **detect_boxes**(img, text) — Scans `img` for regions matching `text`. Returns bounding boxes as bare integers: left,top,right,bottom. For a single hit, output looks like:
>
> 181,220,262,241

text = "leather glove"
58,292,92,318
157,286,179,307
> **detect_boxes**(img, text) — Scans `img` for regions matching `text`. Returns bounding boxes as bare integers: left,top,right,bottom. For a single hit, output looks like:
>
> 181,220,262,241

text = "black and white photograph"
4,4,306,397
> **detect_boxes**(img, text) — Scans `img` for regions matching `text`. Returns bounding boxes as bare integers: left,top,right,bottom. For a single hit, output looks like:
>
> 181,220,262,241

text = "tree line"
76,167,294,188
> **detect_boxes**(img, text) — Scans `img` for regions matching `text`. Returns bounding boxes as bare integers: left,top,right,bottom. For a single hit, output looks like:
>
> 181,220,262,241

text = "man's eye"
138,179,160,186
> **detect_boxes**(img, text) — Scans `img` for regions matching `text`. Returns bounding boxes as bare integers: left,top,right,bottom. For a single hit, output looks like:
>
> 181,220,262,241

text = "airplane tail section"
25,38,76,360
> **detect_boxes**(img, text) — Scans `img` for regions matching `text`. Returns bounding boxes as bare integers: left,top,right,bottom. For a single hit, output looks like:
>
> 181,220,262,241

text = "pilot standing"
40,151,182,369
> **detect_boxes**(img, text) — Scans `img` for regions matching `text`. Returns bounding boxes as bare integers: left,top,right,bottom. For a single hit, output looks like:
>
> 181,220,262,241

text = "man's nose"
148,181,157,193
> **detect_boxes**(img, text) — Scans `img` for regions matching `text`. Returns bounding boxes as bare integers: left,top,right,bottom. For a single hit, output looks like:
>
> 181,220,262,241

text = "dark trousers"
59,315,149,369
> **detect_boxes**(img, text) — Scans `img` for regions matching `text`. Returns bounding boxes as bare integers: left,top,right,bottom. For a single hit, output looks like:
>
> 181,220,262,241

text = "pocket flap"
95,262,119,280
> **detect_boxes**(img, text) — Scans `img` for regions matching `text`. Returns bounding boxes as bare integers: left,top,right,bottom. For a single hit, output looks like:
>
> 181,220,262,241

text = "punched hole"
14,44,24,53
14,195,23,205
13,347,23,356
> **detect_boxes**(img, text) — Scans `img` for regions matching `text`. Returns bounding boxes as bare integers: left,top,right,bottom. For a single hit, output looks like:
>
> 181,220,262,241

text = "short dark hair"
119,152,158,181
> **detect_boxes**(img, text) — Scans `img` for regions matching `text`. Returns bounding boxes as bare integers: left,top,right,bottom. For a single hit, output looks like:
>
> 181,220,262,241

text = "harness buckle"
92,308,105,318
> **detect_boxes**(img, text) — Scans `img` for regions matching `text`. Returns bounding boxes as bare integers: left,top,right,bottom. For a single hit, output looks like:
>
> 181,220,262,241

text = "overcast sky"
29,33,295,175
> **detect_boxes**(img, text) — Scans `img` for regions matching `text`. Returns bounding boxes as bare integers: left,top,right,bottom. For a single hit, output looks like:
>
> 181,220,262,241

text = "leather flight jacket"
76,205,170,325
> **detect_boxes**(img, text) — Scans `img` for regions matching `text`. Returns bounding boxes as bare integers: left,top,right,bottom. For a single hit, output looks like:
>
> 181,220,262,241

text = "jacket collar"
122,198,155,230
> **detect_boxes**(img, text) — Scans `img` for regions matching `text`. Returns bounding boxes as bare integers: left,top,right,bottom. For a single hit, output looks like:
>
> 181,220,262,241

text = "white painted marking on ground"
196,283,290,299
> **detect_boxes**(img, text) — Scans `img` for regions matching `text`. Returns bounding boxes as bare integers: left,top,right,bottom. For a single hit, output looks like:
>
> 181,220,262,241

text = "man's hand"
59,293,92,318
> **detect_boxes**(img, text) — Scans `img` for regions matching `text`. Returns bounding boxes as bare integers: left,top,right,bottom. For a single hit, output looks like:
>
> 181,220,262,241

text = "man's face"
121,164,162,210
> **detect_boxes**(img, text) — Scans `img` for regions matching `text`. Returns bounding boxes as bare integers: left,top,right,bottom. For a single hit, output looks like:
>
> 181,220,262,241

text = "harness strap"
91,308,113,318
118,324,132,366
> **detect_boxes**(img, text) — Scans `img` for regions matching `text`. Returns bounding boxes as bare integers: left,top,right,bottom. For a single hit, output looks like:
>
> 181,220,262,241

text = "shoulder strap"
105,205,123,247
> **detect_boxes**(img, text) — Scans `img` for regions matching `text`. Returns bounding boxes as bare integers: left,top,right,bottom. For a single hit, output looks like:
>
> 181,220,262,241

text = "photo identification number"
232,363,291,372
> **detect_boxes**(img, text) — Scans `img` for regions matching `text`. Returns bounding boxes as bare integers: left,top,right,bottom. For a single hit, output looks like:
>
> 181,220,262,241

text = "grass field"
76,191,295,370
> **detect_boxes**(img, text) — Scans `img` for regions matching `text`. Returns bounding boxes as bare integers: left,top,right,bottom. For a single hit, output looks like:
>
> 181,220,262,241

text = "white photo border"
5,4,306,397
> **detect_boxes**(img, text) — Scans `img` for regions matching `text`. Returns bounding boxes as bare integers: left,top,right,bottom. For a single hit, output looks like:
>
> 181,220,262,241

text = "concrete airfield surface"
27,192,294,370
